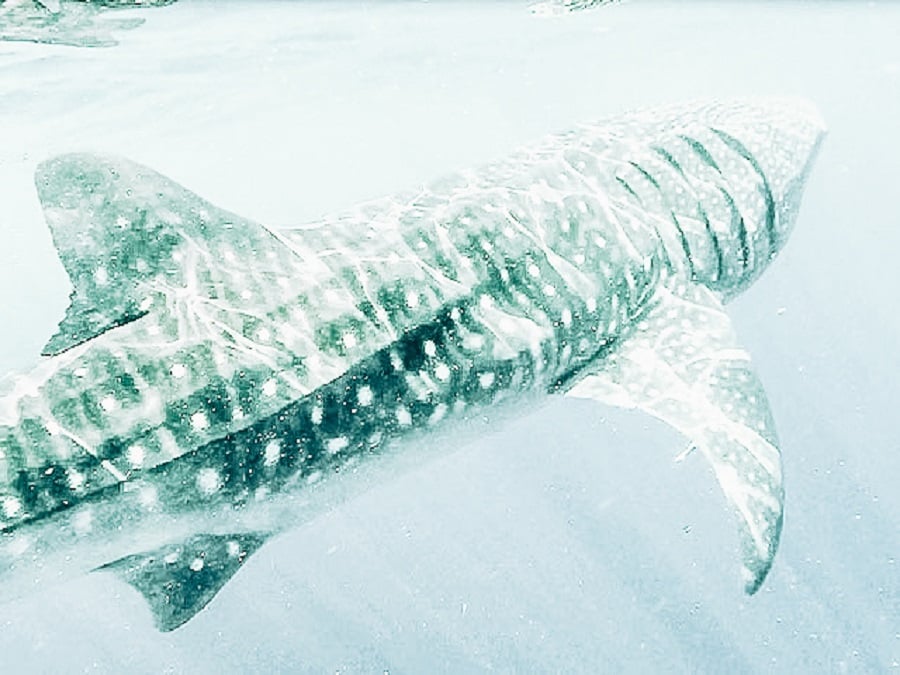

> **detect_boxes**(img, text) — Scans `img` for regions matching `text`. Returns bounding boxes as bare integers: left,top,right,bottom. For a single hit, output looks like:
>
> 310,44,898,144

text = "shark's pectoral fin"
96,533,269,631
566,281,783,593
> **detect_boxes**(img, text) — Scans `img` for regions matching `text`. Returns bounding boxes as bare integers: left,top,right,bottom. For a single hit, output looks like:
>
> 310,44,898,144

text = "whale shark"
0,99,825,631
0,0,175,48
531,0,622,15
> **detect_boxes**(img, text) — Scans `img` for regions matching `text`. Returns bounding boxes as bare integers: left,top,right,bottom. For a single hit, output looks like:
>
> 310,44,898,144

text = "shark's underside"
0,99,825,630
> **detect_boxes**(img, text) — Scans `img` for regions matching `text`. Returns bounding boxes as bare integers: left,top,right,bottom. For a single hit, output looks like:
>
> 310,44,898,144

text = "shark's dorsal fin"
97,533,268,631
565,281,783,593
34,154,292,356
35,154,188,356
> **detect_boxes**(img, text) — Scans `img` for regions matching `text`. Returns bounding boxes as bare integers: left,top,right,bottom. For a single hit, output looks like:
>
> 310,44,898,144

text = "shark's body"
0,100,825,630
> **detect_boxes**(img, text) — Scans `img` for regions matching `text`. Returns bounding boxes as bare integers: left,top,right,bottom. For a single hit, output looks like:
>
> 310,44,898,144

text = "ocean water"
0,1,897,672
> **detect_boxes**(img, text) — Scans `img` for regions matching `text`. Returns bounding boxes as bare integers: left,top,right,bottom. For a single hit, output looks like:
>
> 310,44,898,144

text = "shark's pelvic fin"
566,281,783,593
96,532,268,631
34,153,292,356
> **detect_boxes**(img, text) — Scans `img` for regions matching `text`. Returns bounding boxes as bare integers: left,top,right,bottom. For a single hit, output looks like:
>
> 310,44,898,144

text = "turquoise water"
0,2,897,672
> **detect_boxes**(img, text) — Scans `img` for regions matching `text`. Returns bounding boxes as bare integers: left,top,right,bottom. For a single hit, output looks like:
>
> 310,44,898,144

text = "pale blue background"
0,2,897,672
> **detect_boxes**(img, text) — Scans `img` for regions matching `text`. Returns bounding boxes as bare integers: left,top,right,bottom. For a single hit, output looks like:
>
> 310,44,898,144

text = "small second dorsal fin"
97,532,269,631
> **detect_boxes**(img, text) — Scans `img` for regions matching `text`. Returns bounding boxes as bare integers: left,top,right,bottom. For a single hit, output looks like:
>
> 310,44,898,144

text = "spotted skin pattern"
0,99,825,627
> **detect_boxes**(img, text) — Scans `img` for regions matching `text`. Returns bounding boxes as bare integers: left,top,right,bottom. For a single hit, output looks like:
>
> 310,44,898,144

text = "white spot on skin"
462,333,484,351
67,469,85,490
528,263,541,278
241,290,252,301
262,379,277,397
164,551,179,564
140,296,154,311
256,327,271,343
327,437,349,455
561,308,573,327
406,290,420,309
100,395,118,413
226,540,241,557
479,372,496,389
342,332,357,350
311,406,323,424
543,284,557,297
197,468,221,495
232,407,245,421
396,406,412,426
171,363,187,379
94,267,109,285
2,496,22,518
191,411,210,431
190,558,205,572
586,297,597,313
450,307,461,322
424,340,437,357
434,362,451,381
357,386,374,407
127,445,145,468
264,441,281,467
73,367,88,378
